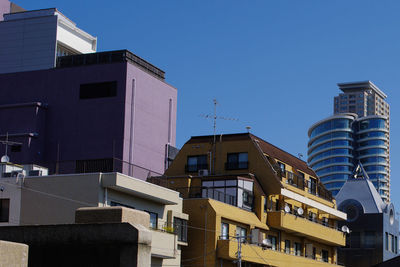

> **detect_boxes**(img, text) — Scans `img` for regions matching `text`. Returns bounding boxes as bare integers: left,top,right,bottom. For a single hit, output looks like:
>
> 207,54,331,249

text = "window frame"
174,217,188,242
0,199,10,223
221,222,229,240
226,152,249,170
145,210,158,229
186,155,208,172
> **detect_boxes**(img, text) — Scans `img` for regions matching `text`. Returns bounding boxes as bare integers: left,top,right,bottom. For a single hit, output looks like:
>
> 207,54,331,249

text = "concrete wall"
0,63,126,172
0,15,58,73
0,59,177,180
19,173,102,225
0,0,10,21
0,178,21,226
0,240,28,267
124,63,177,178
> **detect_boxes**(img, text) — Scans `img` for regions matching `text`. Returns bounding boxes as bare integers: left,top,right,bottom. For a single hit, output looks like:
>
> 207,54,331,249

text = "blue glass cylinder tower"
308,114,389,201
308,114,356,196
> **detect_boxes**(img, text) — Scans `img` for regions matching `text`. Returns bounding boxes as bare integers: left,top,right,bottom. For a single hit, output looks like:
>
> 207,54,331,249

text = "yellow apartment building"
149,133,347,267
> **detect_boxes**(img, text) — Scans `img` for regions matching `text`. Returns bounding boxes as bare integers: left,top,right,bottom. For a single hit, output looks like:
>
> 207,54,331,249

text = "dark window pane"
0,199,10,222
80,81,117,99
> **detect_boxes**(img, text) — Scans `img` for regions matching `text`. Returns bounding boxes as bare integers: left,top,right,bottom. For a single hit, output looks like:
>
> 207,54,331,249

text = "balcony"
185,163,208,173
282,171,305,190
267,211,345,246
217,239,343,267
151,229,178,259
225,161,249,170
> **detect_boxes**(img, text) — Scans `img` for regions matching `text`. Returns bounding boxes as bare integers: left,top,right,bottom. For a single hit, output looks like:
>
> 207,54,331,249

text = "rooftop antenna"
298,153,303,160
245,126,251,133
0,133,21,163
200,99,238,174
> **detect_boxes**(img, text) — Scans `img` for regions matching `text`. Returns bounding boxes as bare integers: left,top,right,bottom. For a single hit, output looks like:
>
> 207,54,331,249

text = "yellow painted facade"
151,133,347,267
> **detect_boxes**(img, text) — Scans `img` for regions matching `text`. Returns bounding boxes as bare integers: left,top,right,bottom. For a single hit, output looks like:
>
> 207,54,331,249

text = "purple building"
0,5,177,180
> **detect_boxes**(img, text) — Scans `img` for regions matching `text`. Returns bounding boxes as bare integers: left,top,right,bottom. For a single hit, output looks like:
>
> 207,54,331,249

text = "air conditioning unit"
198,169,209,176
251,229,261,244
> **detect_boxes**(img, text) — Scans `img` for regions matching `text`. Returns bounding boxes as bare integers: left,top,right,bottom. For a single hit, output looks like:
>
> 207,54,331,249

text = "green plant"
163,226,175,233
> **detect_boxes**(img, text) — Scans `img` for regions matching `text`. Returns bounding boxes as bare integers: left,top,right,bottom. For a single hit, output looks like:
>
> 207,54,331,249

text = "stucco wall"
124,63,177,178
0,240,28,267
0,0,9,21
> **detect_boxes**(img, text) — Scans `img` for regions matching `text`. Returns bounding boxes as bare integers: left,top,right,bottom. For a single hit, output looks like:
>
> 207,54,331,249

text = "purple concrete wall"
0,63,127,173
124,64,177,177
0,0,10,21
0,60,177,180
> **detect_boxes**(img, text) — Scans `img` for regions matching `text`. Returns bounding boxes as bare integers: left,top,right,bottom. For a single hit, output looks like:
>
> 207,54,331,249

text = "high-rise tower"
308,81,390,202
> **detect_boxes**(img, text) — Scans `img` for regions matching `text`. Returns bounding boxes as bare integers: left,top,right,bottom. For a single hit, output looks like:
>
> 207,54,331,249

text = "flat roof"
337,80,387,99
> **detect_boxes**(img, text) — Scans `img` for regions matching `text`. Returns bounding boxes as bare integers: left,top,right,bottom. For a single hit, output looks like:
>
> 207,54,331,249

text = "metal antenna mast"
0,133,21,162
200,99,238,174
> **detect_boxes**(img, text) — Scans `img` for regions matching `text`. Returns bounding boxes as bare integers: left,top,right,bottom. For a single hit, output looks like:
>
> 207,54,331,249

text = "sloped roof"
335,169,387,214
187,133,317,177
249,134,317,177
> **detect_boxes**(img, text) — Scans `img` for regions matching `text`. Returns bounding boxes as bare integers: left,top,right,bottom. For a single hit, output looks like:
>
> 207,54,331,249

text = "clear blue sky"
15,0,400,209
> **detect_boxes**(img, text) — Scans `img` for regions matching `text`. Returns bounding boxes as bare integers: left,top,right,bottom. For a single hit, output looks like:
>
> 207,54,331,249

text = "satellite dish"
341,225,350,234
297,207,304,216
261,239,272,248
1,155,9,163
284,205,291,213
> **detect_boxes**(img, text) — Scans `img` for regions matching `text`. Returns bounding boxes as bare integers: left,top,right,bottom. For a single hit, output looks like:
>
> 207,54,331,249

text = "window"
0,199,10,222
268,235,277,251
174,217,188,242
385,232,389,250
308,178,317,195
226,153,248,170
322,217,328,226
242,190,253,208
351,232,361,248
278,162,285,174
264,198,268,212
364,231,375,248
186,155,207,172
285,240,291,254
308,211,317,222
389,233,393,252
80,81,117,99
275,200,280,211
11,145,21,152
146,211,158,229
221,223,229,240
391,234,395,253
294,242,301,256
312,247,316,259
236,226,247,242
322,250,328,262
109,201,134,209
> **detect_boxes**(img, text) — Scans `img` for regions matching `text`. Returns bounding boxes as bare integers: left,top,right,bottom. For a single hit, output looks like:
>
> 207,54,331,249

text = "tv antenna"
200,99,238,143
0,133,21,163
200,99,238,174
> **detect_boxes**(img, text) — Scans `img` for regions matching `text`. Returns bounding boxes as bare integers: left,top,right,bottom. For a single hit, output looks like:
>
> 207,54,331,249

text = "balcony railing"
225,161,249,170
57,50,165,80
217,239,342,266
267,211,346,246
284,171,305,190
185,163,208,173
